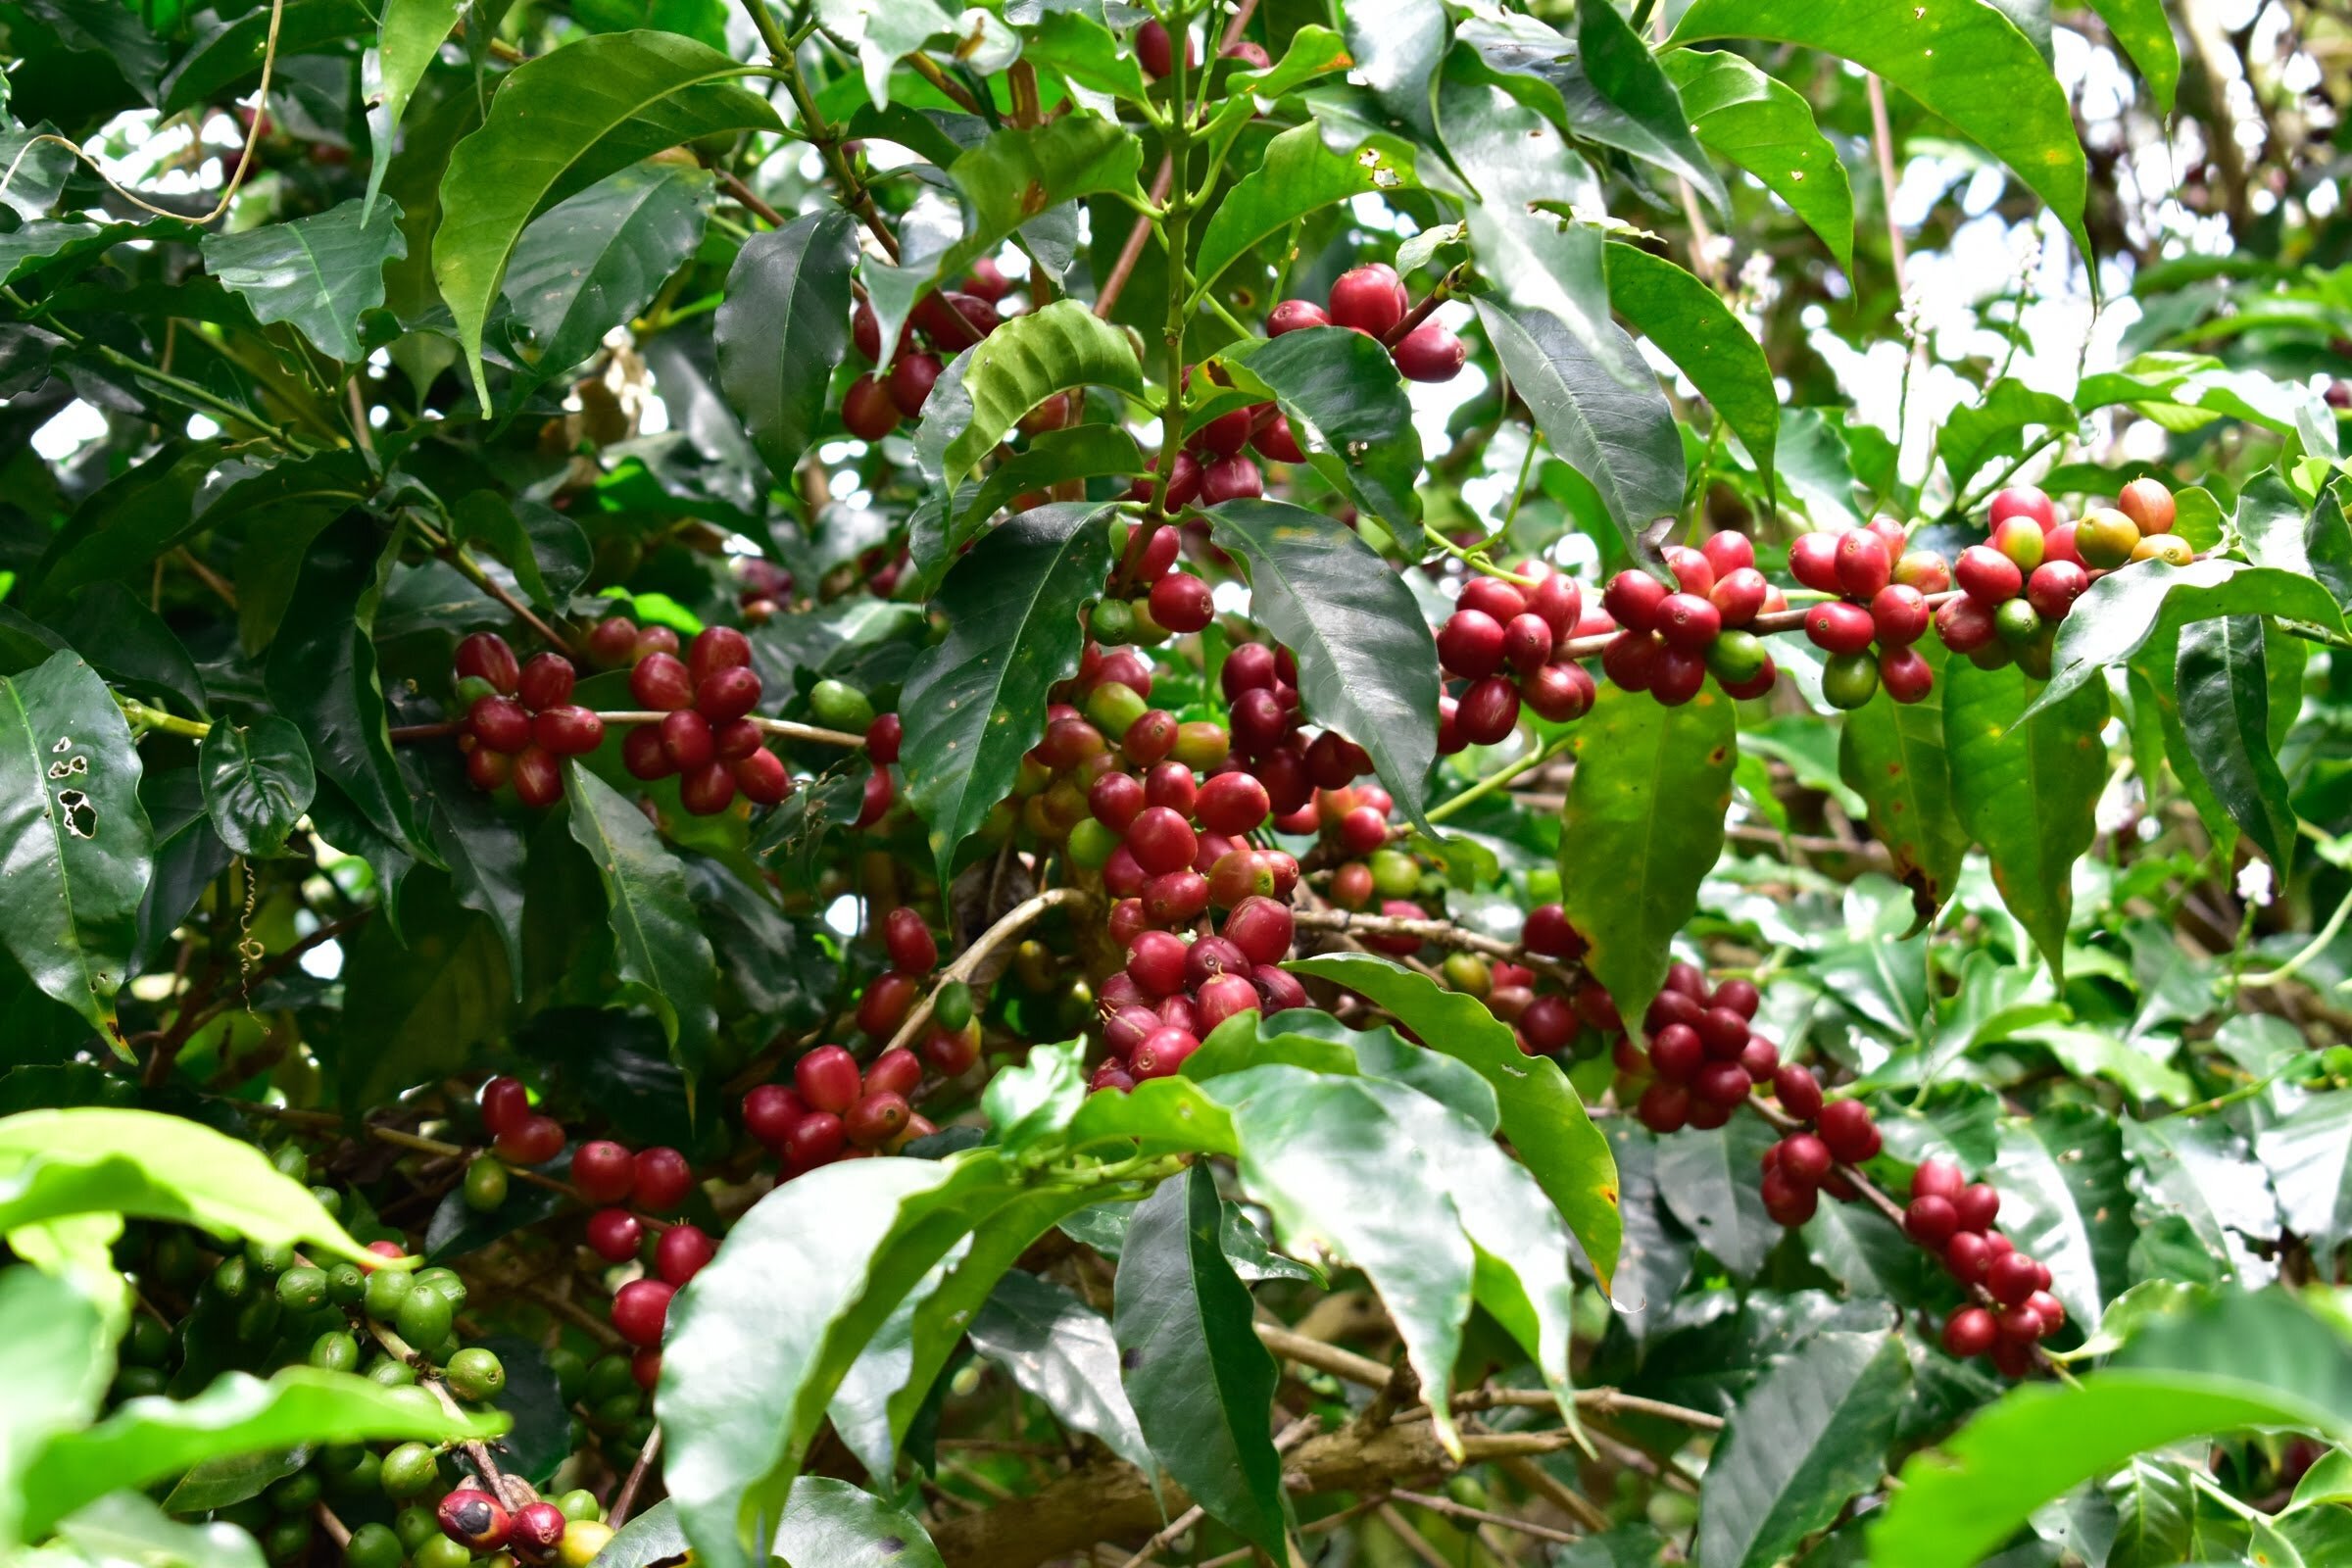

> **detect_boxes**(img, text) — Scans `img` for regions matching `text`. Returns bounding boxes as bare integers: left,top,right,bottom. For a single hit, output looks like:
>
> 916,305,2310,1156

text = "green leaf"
1019,13,1146,100
662,1153,1023,1568
264,514,432,860
449,494,591,611
1936,377,2080,495
1571,0,1727,214
2177,614,2295,867
50,582,208,719
1660,50,1852,271
1605,244,1777,482
771,1478,946,1568
1653,1115,1778,1277
1556,680,1736,1041
1283,953,1621,1289
2028,558,2346,722
330,873,511,1114
2078,353,2332,439
969,1269,1152,1477
714,208,859,484
1868,1373,2348,1568
1193,123,1413,296
197,717,315,859
1344,0,1446,146
0,652,151,1043
954,423,1145,535
981,1039,1091,1156
0,1266,112,1554
1210,326,1422,532
1669,0,2092,269
1944,659,2108,978
48,1491,268,1568
0,1107,379,1266
432,30,782,406
1696,1330,1912,1568
1773,408,1864,531
1992,1104,2133,1333
201,198,407,364
363,0,465,219
1475,298,1683,563
504,161,716,391
2122,1119,2278,1284
1838,642,1969,928
159,0,373,112
2257,1093,2352,1257
20,1368,502,1539
563,764,719,1088
1112,1165,1286,1558
1205,500,1441,831
900,501,1114,886
816,0,955,108
911,300,1146,494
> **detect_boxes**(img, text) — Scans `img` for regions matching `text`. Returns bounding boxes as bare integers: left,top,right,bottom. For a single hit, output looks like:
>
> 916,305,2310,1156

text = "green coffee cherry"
1368,849,1421,901
395,1283,453,1347
233,1294,280,1347
463,1156,509,1213
268,1469,322,1514
368,1357,417,1387
809,678,875,731
275,1266,328,1311
308,1185,342,1219
557,1490,603,1523
1084,678,1149,737
416,1267,468,1310
379,1442,439,1498
309,1331,361,1373
1993,598,2042,647
415,1534,474,1568
363,1266,410,1323
592,1390,644,1428
584,1352,637,1403
1705,629,1769,685
547,1347,588,1402
345,1521,403,1568
324,1261,367,1306
455,673,500,708
1821,651,1881,710
445,1347,506,1401
112,1366,169,1399
1090,597,1136,646
270,1145,310,1181
263,1514,314,1562
393,1504,440,1549
122,1313,172,1367
1066,816,1118,869
931,980,975,1035
217,1499,272,1536
326,1451,382,1498
212,1255,252,1302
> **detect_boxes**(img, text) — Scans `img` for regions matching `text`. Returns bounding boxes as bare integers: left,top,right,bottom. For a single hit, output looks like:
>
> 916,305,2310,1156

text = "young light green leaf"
1605,244,1777,480
19,1368,502,1538
816,0,956,108
563,764,719,1086
1205,500,1440,832
0,1108,381,1267
198,716,316,858
1193,123,1413,297
0,1266,114,1554
1556,681,1737,1044
2087,0,2180,113
1661,50,1852,271
911,300,1146,494
1113,1164,1288,1559
1283,952,1622,1290
1669,0,2092,269
0,651,151,1045
714,209,859,484
504,161,717,393
364,0,465,219
1944,659,2108,978
1696,1331,1913,1568
432,31,782,406
2177,614,2296,867
202,198,407,363
899,501,1116,887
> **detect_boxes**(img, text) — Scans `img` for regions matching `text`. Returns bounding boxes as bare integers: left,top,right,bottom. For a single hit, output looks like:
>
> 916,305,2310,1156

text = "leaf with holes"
714,208,859,484
0,652,151,1045
198,716,315,858
432,31,781,405
1556,681,1736,1044
1661,50,1852,271
202,198,407,363
563,765,719,1088
899,502,1117,887
1838,642,1969,929
1205,500,1441,831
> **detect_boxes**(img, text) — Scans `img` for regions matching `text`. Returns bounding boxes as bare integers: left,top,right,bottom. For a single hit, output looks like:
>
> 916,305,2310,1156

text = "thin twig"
1390,1489,1583,1546
610,1425,662,1525
881,886,1095,1056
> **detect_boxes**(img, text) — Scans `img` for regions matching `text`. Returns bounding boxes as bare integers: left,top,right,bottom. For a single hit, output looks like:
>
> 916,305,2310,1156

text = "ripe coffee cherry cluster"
743,1039,941,1178
454,632,606,808
1776,516,1950,708
1594,533,1790,708
1125,392,1271,513
1089,518,1217,648
1092,896,1303,1092
429,1485,607,1566
1268,262,1467,384
617,623,792,813
1909,1155,2068,1377
1610,960,1784,1133
844,268,1017,440
1434,561,1596,749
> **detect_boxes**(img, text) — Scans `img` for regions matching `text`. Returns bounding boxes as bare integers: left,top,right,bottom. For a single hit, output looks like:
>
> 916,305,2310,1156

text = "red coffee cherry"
1127,806,1199,875
1601,569,1667,632
1254,413,1306,463
742,1085,802,1149
495,1112,564,1165
466,748,514,792
1788,532,1843,594
1773,1064,1824,1121
696,665,761,723
1905,1194,1959,1247
1656,592,1721,652
1197,407,1254,458
2117,476,2175,535
1224,896,1294,965
455,632,521,694
1871,584,1930,646
1521,662,1595,723
857,971,918,1037
1942,1305,1998,1358
1836,530,1891,597
1648,1023,1702,1082
864,712,903,764
510,1501,567,1564
1327,263,1407,338
612,1278,676,1347
1460,577,1528,622
516,652,576,710
1988,484,2058,533
883,907,938,975
1709,567,1768,627
588,615,640,667
479,1076,530,1136
1953,1182,2001,1234
469,696,532,755
1986,1249,2039,1305
498,743,557,802
795,1044,861,1113
2026,560,2088,620
1956,544,2025,605
1817,1099,1879,1162
888,353,943,417
631,652,695,711
1934,595,1999,654
532,705,604,757
1803,601,1877,657
1392,322,1466,381
1778,1133,1834,1185
1912,1155,1965,1200
844,372,900,440
1439,610,1506,678
735,749,790,805
1150,572,1213,633
1197,771,1270,835
586,1207,642,1263
1521,904,1583,958
679,761,737,816
1701,531,1755,577
1637,1080,1690,1133
633,1147,693,1211
1880,646,1935,705
1456,677,1521,746
1267,299,1330,335
656,1223,716,1286
845,1090,911,1149
786,1112,846,1168
1200,453,1263,505
1135,17,1193,77
573,1140,637,1204
1944,1231,1993,1286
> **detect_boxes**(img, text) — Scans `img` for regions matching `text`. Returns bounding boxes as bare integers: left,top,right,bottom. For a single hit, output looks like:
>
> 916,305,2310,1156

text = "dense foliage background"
1,0,2350,1564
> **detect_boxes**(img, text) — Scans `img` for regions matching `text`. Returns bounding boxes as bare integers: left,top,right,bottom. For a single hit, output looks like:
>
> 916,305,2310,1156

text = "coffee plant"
2,0,2351,1562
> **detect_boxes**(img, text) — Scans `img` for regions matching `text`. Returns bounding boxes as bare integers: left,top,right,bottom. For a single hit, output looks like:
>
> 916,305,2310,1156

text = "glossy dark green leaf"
2122,1118,2278,1286
1937,377,2080,496
2177,614,2295,867
772,1478,946,1568
1992,1104,2133,1333
158,0,372,112
158,1446,311,1515
713,208,859,483
1669,0,2091,268
201,198,407,363
2238,470,2352,617
20,1368,502,1538
1696,1330,1912,1568
1605,244,1776,481
955,423,1145,536
405,746,527,998
264,514,432,859
1206,499,1441,831
1577,0,1728,212
1945,660,2108,977
899,501,1113,885
1193,123,1414,296
433,30,782,404
1211,326,1420,532
1653,1115,1778,1277
1557,681,1736,1043
1661,50,1852,271
1344,0,1446,145
969,1268,1152,1476
563,764,719,1086
51,582,209,719
0,651,149,1046
1113,1163,1287,1557
197,716,315,858
504,160,716,391
910,300,1146,495
334,872,511,1112
1838,641,1969,928
1283,953,1622,1289
451,494,591,612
